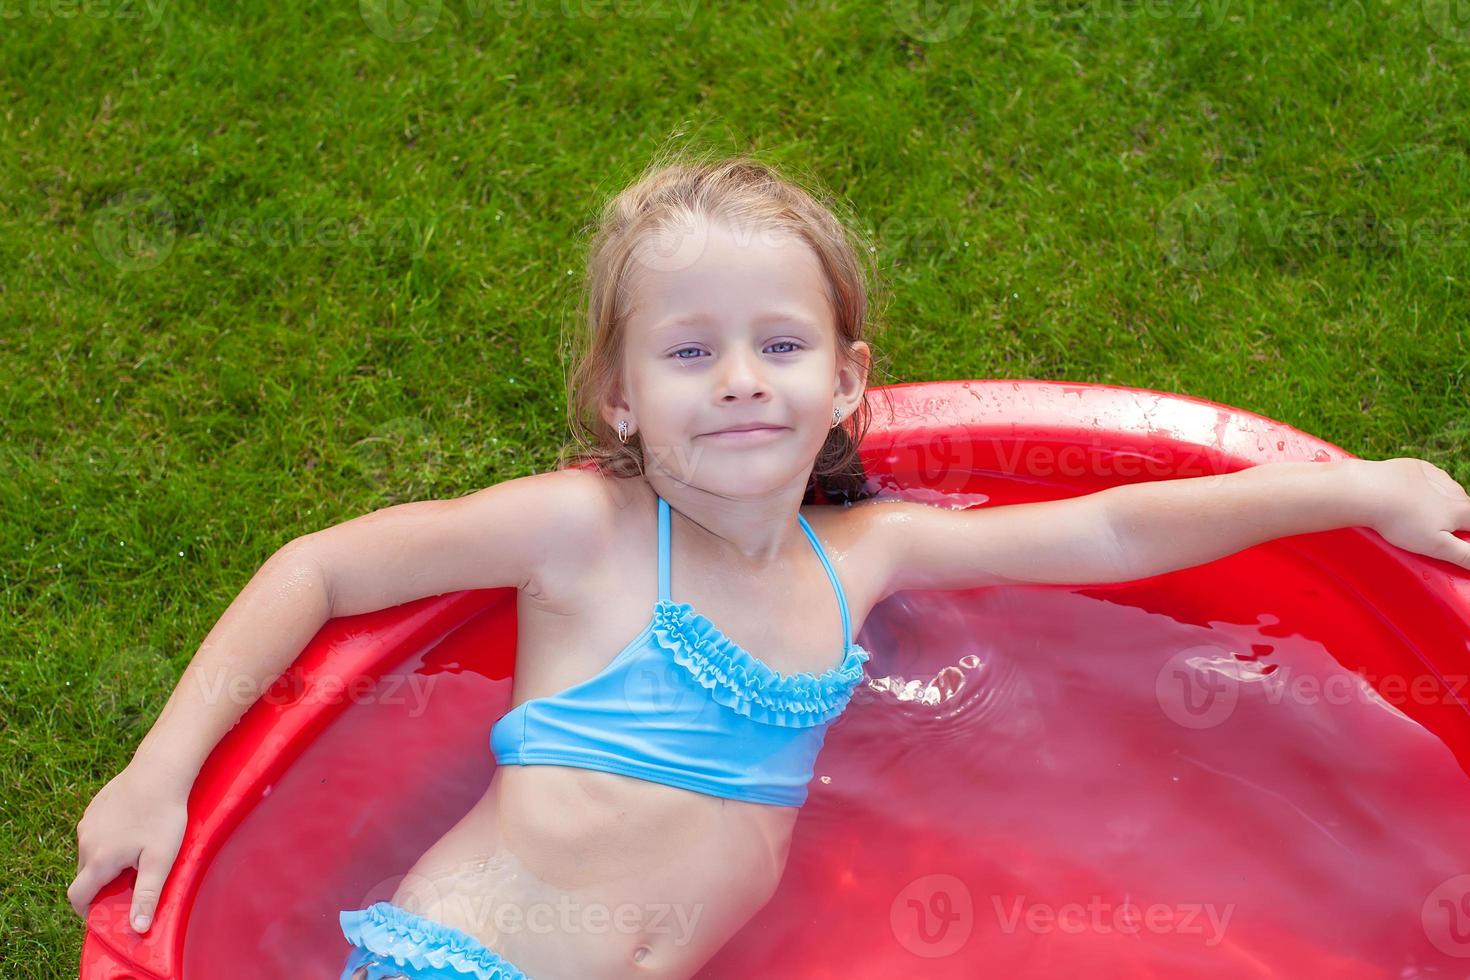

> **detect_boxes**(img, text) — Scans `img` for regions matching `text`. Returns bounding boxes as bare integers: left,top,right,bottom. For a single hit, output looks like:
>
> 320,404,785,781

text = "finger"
1438,531,1470,570
66,870,87,919
67,850,136,921
130,847,172,933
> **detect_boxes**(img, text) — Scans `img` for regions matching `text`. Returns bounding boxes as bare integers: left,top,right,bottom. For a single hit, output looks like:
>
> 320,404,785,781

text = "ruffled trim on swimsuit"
651,599,871,728
340,902,530,980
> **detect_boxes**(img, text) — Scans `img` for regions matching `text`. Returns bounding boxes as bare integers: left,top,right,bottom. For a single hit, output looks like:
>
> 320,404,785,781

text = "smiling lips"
701,425,787,441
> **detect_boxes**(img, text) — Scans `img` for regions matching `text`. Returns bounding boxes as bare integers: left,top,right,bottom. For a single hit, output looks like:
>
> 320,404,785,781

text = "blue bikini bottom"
338,901,532,980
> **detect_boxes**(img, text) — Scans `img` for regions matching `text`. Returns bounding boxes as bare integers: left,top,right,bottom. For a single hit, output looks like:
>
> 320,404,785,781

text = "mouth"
699,425,788,441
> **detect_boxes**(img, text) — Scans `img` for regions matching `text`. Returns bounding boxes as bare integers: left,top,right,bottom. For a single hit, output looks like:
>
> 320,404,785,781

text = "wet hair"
555,144,892,505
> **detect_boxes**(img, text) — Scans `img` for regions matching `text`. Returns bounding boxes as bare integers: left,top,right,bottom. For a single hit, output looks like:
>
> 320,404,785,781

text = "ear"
600,376,634,434
836,341,871,408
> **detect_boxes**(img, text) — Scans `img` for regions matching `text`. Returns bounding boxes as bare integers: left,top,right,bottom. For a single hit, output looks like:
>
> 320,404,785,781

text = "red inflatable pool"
78,379,1470,978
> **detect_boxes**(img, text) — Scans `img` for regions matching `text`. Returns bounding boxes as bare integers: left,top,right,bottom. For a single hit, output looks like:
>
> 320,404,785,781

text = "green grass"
5,0,1470,971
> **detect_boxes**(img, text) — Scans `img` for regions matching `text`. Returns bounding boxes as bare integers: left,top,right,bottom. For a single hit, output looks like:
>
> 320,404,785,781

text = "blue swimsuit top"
490,493,871,807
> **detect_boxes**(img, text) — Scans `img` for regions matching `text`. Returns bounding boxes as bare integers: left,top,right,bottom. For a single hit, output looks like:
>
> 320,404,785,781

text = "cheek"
793,374,837,413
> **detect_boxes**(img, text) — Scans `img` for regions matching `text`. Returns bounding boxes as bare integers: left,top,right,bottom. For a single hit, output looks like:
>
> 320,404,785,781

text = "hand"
68,760,192,934
1360,457,1470,569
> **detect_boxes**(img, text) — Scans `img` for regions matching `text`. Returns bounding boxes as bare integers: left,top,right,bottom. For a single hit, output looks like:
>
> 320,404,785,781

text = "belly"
389,763,799,979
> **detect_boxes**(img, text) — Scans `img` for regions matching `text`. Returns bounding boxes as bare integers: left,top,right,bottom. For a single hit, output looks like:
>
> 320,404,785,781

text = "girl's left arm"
1103,457,1470,580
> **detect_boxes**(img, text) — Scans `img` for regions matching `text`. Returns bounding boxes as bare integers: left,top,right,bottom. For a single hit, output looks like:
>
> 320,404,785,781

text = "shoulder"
510,464,627,546
801,495,910,603
801,496,896,565
513,466,638,600
802,494,901,538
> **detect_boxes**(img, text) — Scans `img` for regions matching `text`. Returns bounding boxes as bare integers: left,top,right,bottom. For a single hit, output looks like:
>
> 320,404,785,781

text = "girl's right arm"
68,542,333,933
68,467,608,935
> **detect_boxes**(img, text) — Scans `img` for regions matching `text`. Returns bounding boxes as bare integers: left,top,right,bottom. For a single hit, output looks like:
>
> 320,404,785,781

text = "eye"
670,341,804,360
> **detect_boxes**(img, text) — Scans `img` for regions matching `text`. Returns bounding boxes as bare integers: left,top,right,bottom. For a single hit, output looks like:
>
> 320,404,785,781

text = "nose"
716,347,771,401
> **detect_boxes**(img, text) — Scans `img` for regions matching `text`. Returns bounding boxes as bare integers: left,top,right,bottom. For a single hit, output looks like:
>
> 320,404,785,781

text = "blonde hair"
556,146,892,504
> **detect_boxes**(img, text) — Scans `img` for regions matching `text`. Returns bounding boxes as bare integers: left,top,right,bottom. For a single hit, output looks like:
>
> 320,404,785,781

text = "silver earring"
831,408,842,428
617,419,630,444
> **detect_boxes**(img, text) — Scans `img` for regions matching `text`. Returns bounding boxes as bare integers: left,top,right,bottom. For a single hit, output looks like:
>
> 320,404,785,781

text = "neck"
645,474,808,565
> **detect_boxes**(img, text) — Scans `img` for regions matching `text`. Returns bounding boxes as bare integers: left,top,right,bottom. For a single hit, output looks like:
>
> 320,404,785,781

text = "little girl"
73,152,896,979
325,154,888,978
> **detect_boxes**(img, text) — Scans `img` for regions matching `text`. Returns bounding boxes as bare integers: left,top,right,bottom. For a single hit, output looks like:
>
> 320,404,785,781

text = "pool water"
701,582,1470,977
184,493,1470,978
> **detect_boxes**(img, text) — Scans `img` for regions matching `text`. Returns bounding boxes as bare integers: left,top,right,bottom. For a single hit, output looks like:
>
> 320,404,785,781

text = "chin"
691,455,811,488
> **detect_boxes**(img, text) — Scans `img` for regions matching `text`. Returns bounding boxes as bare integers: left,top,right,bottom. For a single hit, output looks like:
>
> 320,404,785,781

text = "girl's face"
611,214,869,491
